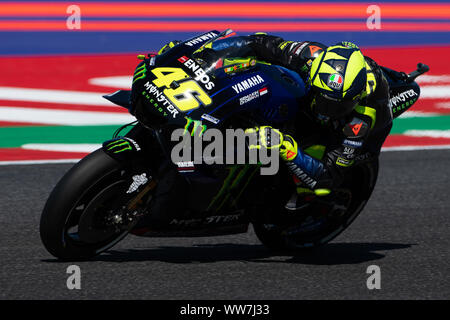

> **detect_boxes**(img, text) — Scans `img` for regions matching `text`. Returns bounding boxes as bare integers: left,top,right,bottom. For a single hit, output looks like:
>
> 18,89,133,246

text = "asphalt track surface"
1,149,449,300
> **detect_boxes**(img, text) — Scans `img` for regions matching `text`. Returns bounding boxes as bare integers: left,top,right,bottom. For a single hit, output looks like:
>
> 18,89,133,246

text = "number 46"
151,67,212,112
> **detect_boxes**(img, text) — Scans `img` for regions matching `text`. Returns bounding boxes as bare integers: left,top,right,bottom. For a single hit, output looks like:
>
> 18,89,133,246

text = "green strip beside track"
0,125,126,148
391,115,450,134
0,115,449,149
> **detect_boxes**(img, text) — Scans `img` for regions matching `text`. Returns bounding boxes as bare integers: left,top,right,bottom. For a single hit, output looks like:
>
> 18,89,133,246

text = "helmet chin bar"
312,93,358,120
316,113,331,122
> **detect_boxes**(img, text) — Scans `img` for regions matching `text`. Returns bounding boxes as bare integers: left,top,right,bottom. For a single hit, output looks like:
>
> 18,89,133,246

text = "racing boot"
284,175,331,211
284,185,315,211
284,173,315,211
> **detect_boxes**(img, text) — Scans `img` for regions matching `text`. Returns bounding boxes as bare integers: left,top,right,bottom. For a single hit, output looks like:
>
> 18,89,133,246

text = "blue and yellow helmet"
309,43,367,119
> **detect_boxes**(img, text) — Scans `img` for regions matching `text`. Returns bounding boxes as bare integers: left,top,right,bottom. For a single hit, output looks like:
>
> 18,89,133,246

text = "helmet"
309,44,367,120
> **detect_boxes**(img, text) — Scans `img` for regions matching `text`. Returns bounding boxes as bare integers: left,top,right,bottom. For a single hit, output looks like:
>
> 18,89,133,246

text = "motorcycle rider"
159,33,403,210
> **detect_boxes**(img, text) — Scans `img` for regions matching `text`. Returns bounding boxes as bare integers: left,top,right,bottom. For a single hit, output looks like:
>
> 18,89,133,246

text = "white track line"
420,85,450,99
0,86,114,106
0,83,448,105
0,159,80,166
398,111,439,118
1,144,450,166
403,130,450,138
0,106,135,125
89,76,132,89
88,76,450,99
381,145,450,151
89,74,450,87
416,75,450,83
21,143,101,153
435,102,450,109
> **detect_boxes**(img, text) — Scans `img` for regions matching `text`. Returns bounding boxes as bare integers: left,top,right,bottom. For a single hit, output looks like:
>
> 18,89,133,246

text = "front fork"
101,123,165,230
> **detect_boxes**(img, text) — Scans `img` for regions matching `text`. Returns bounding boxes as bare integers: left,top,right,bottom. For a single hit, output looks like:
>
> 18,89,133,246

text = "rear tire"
253,159,379,251
40,149,130,260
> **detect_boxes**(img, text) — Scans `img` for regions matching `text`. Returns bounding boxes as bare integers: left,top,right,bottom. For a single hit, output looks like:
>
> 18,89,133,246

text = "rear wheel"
253,159,378,251
40,149,147,260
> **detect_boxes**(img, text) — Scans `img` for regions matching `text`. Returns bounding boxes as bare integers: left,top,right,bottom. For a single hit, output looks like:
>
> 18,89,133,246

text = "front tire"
40,149,131,260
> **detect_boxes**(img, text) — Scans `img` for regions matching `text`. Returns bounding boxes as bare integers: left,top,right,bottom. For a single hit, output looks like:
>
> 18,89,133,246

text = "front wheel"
40,149,141,260
253,159,379,251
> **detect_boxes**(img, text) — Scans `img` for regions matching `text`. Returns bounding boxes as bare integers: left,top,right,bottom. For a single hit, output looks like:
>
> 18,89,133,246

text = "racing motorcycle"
39,30,429,260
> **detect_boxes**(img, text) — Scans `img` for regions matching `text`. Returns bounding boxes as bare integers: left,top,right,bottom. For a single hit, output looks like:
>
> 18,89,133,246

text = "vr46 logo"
151,67,212,112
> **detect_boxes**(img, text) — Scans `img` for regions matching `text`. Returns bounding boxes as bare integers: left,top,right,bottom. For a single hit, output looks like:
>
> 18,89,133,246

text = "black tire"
253,159,379,251
40,149,130,260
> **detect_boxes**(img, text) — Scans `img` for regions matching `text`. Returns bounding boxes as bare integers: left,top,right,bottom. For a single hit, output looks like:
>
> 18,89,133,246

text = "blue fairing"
193,63,308,126
132,30,326,184
134,30,309,128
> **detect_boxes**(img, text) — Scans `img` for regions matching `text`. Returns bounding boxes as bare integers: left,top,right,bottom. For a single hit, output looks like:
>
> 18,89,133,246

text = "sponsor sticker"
390,89,418,107
178,56,215,90
126,173,149,193
143,82,179,118
176,161,195,172
184,31,219,47
343,146,355,159
286,162,317,189
350,122,363,136
224,60,255,74
309,45,323,57
327,73,343,89
239,87,268,105
201,113,220,124
232,75,265,94
343,117,368,138
149,54,156,66
343,139,363,148
389,89,419,114
178,56,189,63
336,157,353,167
293,42,310,55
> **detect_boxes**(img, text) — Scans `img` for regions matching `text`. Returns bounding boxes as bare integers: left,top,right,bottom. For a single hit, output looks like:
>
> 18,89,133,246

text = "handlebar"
406,63,430,83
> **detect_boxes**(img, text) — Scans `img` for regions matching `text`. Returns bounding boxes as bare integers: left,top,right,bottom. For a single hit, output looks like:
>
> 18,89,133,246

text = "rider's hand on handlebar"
245,126,299,161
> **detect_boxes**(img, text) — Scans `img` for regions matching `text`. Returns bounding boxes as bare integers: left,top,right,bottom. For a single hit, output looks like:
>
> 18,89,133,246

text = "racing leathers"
203,33,393,193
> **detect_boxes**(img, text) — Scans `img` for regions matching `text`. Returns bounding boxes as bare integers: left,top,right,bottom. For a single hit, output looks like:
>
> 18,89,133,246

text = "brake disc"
78,181,127,243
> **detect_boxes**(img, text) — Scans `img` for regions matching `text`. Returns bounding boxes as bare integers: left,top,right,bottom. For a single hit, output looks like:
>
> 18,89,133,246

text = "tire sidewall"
39,149,126,260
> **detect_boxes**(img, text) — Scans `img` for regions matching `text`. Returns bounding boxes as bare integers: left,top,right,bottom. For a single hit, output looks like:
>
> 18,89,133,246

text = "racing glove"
245,126,331,191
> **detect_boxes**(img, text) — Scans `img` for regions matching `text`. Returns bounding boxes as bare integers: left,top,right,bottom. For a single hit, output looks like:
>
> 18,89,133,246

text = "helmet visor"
313,93,358,120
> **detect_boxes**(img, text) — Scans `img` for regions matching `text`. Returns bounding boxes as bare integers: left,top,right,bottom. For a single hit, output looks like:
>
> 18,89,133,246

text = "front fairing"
132,30,308,130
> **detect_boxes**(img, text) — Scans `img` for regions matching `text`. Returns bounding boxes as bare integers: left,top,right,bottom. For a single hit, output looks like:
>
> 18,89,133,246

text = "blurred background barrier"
0,0,449,162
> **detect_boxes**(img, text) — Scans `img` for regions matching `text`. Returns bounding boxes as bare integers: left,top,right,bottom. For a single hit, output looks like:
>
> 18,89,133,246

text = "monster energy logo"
105,138,140,153
133,64,147,83
389,89,419,115
184,117,207,136
391,98,417,114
